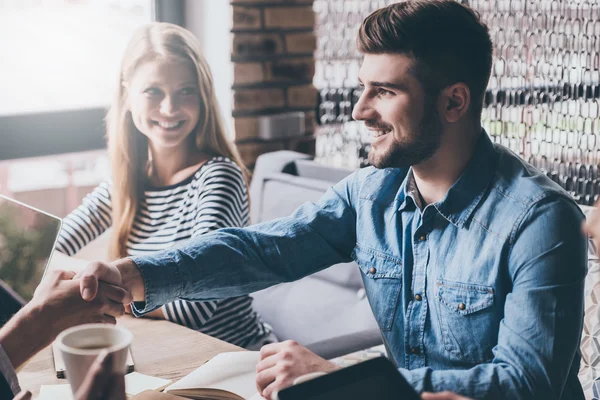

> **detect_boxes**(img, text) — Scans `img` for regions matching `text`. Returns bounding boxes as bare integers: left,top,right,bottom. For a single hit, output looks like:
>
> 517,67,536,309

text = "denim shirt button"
415,294,422,301
458,302,466,311
369,267,377,274
410,347,420,354
419,235,427,241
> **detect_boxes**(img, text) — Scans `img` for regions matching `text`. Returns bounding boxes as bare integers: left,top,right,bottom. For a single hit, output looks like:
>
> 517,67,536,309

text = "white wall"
184,0,234,138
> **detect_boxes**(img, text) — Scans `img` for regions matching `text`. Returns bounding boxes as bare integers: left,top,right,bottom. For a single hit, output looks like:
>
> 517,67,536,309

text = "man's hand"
75,261,123,301
256,341,339,400
76,259,145,302
30,269,132,338
74,350,126,400
422,392,472,400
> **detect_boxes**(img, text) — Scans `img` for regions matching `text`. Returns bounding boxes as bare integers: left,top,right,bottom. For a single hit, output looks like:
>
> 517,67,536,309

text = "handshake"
2,260,145,399
34,261,135,338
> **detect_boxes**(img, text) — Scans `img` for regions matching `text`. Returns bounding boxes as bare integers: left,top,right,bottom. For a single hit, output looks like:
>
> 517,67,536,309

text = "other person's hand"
0,269,131,377
256,341,340,400
74,350,126,400
13,390,32,400
30,269,132,340
76,259,145,303
422,392,472,400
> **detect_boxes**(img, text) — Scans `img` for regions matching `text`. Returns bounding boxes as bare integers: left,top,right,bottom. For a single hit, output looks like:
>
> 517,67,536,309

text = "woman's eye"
180,87,197,95
144,88,161,96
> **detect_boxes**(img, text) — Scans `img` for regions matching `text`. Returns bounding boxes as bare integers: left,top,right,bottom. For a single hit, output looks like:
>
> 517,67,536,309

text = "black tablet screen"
277,357,420,400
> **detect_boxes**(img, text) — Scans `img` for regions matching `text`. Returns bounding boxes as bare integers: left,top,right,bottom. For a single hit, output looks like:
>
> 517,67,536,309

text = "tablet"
275,356,420,400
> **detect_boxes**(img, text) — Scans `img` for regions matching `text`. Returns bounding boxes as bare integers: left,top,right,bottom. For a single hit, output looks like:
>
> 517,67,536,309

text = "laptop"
0,195,134,378
0,194,62,303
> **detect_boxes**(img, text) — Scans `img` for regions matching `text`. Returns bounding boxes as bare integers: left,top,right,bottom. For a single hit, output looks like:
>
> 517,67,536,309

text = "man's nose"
351,91,375,121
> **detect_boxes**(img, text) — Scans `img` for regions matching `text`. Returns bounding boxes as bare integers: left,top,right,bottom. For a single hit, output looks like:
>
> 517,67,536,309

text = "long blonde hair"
106,22,248,259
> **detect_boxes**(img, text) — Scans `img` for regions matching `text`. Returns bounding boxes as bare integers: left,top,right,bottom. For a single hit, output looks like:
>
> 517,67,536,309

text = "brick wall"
230,0,317,168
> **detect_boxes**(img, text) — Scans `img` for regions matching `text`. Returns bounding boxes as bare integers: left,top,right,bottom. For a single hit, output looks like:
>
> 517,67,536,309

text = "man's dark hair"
357,0,493,119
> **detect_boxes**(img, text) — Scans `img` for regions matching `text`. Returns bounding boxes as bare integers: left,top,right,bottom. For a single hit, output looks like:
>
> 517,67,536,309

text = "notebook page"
165,351,260,399
125,372,172,395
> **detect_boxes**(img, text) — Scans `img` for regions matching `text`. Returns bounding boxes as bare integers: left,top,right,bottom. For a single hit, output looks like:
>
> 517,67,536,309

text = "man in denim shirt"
78,1,587,399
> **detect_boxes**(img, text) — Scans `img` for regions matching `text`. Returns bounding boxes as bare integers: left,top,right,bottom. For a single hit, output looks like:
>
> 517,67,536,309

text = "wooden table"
18,315,242,397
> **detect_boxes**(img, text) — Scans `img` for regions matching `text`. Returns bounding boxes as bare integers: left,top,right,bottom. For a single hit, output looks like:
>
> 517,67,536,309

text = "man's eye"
376,88,393,97
144,88,161,96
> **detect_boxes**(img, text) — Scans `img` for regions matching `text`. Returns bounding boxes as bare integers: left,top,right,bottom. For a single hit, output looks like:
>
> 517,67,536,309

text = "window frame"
0,0,184,161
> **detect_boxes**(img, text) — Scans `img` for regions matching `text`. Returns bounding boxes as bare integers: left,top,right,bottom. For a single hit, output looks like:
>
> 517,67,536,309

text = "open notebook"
164,351,265,400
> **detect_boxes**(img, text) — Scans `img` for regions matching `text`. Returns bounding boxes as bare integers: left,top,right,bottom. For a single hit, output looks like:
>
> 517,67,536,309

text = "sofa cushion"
249,151,381,357
257,175,363,290
257,175,332,223
251,274,378,347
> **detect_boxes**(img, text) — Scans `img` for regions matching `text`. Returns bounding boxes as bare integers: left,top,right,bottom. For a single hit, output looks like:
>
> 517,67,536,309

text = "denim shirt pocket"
436,279,496,364
352,244,402,331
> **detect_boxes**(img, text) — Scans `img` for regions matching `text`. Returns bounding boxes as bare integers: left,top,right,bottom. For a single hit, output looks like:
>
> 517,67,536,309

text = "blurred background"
0,0,230,217
1,0,599,213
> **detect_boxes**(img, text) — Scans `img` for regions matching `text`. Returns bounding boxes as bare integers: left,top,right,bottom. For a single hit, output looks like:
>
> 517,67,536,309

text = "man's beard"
368,100,443,169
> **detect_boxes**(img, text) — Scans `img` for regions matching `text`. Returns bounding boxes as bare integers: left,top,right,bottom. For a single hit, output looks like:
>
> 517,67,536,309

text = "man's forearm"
0,304,48,370
114,258,145,302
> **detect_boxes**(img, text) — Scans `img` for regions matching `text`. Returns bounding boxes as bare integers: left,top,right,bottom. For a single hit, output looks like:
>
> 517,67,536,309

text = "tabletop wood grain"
17,315,243,397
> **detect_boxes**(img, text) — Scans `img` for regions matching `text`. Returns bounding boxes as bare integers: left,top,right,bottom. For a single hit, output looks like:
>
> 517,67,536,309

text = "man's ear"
441,83,470,123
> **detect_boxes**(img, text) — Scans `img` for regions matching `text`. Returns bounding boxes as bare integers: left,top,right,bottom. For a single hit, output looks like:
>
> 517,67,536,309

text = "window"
0,0,183,160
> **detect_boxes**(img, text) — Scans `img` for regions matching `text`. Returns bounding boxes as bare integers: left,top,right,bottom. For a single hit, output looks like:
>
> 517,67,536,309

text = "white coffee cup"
56,323,133,395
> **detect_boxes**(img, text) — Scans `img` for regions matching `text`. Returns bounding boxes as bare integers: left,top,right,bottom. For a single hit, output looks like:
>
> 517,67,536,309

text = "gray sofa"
249,151,383,360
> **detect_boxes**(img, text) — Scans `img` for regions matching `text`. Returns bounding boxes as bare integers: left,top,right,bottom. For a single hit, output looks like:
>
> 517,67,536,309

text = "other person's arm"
0,270,131,396
14,350,126,400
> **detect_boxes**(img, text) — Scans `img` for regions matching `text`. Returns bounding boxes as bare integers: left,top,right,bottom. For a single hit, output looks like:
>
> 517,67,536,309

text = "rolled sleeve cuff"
398,367,427,394
129,252,183,316
0,344,20,396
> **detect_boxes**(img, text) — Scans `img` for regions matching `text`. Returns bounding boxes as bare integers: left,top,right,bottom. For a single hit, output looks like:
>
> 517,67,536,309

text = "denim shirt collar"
398,130,499,228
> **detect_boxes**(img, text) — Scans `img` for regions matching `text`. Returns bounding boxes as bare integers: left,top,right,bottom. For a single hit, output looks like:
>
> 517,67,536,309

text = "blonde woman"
55,23,273,349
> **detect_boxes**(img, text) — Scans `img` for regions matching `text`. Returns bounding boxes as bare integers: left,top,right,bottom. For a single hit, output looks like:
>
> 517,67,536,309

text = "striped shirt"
55,157,270,348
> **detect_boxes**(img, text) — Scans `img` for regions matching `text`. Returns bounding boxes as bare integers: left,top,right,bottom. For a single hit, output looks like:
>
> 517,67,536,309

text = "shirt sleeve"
130,170,360,315
0,343,20,396
398,196,587,399
159,161,250,327
55,181,112,256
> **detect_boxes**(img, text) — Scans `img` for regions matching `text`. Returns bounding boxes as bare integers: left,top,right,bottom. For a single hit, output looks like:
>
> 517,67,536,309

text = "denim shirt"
132,132,587,399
